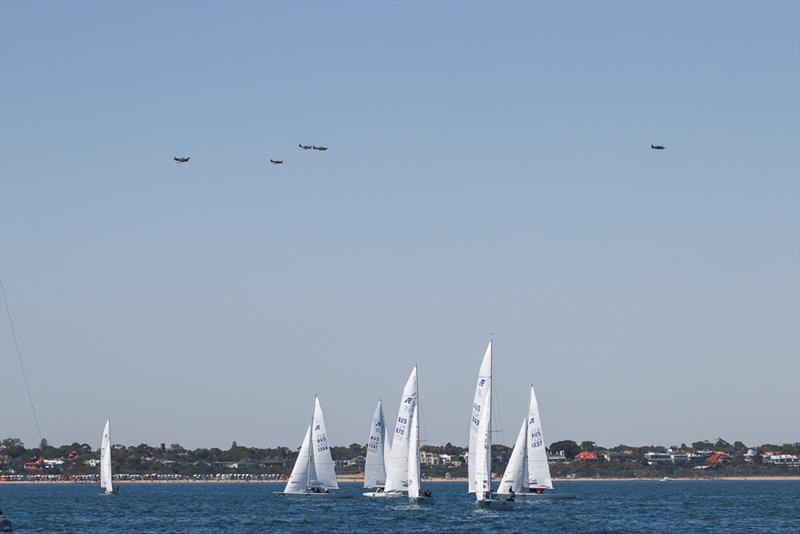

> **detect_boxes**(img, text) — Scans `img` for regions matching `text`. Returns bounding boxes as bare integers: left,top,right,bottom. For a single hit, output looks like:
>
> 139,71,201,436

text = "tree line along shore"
2,437,798,482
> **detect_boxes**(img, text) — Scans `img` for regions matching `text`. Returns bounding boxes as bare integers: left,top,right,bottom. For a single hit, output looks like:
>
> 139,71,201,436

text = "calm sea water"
1,480,798,533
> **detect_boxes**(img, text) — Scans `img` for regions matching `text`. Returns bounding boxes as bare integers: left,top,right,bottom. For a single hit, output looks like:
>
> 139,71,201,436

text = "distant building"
743,449,758,464
705,452,730,465
211,461,239,469
548,450,568,463
604,450,635,463
644,452,672,465
670,452,703,465
764,454,799,467
575,451,598,461
420,451,440,466
334,457,365,469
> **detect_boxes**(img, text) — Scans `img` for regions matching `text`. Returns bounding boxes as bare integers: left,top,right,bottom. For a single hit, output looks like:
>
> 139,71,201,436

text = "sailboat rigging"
498,385,575,499
471,341,514,510
277,396,346,497
100,419,117,495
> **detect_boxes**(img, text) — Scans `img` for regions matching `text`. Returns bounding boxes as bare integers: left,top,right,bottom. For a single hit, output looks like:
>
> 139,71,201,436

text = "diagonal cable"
0,280,43,442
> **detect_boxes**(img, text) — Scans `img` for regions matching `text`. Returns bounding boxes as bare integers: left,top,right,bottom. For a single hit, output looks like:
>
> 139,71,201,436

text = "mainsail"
311,396,338,489
364,400,387,489
468,342,492,493
384,367,418,493
474,373,492,501
100,419,113,494
407,404,420,499
284,425,314,494
498,417,528,494
527,385,553,490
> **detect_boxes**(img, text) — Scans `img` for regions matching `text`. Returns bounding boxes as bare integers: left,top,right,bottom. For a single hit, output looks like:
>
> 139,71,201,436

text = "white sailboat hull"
409,495,433,504
363,490,406,498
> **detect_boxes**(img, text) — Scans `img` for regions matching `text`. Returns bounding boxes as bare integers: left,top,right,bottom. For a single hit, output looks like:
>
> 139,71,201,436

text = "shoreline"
1,475,798,485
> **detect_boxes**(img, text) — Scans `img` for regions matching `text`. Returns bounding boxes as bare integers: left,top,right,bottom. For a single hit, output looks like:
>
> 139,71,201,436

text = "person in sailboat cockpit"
507,487,516,501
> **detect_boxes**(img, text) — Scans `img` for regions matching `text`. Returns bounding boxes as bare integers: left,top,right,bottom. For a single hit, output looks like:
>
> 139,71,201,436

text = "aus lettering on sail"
367,433,382,453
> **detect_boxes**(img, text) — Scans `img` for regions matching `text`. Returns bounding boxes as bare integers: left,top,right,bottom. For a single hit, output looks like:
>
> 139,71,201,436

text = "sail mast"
468,341,493,494
486,337,493,493
306,398,315,490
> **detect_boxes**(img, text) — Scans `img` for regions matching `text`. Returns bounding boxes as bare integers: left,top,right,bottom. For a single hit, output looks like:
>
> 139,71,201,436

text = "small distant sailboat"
100,419,117,495
471,342,514,510
363,400,391,496
277,396,345,497
498,385,575,500
374,367,418,498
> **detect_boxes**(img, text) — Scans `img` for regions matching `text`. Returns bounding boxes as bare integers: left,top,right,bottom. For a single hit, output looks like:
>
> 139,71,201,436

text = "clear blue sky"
1,1,798,450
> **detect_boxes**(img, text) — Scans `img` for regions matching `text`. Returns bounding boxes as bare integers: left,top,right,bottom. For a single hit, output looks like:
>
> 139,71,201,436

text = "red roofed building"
706,452,731,465
24,457,44,471
575,451,599,461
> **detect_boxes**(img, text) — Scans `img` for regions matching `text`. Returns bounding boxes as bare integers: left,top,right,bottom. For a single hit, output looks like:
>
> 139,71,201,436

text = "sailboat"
407,402,432,504
371,367,417,498
363,399,391,496
99,419,116,495
498,385,575,500
471,342,514,510
277,396,345,497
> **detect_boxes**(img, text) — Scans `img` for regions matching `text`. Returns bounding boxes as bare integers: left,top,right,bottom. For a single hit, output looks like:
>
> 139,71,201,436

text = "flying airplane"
312,145,328,151
174,156,190,163
270,159,284,164
650,145,665,150
299,144,313,150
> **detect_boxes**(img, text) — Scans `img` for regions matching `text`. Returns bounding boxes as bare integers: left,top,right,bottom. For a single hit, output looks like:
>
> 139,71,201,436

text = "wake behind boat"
515,492,577,500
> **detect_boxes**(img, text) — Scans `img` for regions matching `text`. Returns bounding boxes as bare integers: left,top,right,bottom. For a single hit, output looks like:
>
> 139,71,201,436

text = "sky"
0,1,798,451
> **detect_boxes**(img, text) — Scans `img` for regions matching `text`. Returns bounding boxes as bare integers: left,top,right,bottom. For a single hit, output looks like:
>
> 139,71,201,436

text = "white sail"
468,342,492,493
407,404,420,499
100,419,113,494
384,367,418,493
284,425,314,493
474,375,492,501
311,396,338,489
527,385,553,490
384,434,392,474
364,400,387,489
498,417,527,494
